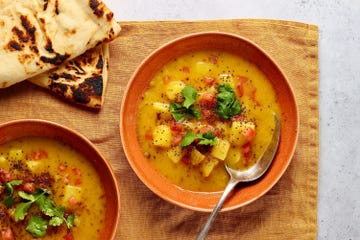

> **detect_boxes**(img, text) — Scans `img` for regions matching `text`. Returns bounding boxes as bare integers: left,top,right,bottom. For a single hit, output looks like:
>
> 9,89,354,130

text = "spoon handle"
196,178,239,240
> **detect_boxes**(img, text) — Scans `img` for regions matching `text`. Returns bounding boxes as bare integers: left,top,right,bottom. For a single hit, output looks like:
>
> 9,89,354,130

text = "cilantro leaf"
3,196,15,208
26,216,48,238
216,84,241,119
49,216,64,227
180,131,217,147
186,107,201,120
15,188,49,222
48,206,65,227
182,86,197,108
36,194,58,217
170,86,202,121
65,213,75,228
14,201,33,221
4,180,23,195
2,180,23,207
170,103,185,121
180,131,199,147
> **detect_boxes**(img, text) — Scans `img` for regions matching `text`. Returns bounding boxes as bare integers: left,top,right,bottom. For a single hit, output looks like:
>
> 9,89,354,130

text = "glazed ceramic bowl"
0,119,120,238
120,32,298,212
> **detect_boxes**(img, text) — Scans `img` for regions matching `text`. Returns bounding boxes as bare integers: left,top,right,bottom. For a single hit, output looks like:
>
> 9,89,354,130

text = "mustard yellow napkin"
0,19,318,240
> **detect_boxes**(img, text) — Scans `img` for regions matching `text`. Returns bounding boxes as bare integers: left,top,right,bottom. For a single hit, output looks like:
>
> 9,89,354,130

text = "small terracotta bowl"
120,32,298,212
0,119,120,238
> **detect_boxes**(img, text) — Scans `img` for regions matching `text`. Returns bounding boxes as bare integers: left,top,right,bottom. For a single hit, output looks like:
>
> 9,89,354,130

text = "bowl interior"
0,119,120,238
120,32,298,211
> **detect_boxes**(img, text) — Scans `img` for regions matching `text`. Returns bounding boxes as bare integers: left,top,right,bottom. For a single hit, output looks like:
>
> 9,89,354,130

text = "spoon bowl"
197,113,281,240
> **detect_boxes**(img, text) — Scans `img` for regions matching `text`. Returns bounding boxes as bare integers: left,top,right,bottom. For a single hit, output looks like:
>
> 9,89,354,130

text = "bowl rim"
120,31,299,212
0,118,121,238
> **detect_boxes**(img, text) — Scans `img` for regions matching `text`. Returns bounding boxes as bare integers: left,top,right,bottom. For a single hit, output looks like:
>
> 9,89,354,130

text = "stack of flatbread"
0,0,121,108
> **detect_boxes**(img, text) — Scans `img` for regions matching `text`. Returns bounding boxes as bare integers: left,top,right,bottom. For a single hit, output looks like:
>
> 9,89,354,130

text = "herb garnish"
170,86,201,121
1,184,75,238
180,131,217,147
216,84,241,119
2,180,23,207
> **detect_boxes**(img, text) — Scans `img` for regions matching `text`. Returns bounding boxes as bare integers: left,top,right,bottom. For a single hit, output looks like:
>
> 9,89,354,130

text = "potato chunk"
152,125,172,148
152,102,170,113
210,138,230,161
165,80,185,101
166,146,184,163
27,160,40,171
194,61,212,75
200,157,219,177
190,148,206,165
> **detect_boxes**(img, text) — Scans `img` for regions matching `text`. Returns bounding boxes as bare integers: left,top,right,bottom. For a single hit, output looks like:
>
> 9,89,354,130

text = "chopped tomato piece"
171,134,184,146
1,227,14,240
22,182,35,194
201,109,212,119
145,131,153,141
196,125,215,134
208,54,218,64
72,168,82,176
162,75,171,84
170,121,185,133
182,66,190,73
0,168,11,183
250,85,257,100
74,178,82,186
236,83,244,97
242,127,256,141
236,75,248,84
203,76,216,86
67,196,79,207
201,92,216,105
63,233,74,240
58,164,67,172
241,142,252,159
64,174,70,184
181,156,191,165
231,114,245,122
26,149,48,160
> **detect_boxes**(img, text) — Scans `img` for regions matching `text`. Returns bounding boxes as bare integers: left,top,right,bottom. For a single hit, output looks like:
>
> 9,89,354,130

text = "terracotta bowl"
120,32,298,212
0,119,120,238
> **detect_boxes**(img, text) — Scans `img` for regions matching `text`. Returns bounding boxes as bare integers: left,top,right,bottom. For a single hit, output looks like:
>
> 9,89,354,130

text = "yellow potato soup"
136,50,280,192
0,137,106,240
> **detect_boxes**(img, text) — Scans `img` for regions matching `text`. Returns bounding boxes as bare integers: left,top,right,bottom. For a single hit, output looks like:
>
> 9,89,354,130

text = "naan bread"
28,44,109,109
0,0,121,88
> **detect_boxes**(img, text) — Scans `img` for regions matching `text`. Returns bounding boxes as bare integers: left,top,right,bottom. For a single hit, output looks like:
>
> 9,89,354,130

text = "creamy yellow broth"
137,50,280,192
0,137,105,240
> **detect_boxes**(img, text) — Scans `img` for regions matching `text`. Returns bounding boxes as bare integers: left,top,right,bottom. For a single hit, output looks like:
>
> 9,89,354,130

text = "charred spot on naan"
20,15,36,43
89,0,105,18
40,53,71,65
48,74,103,107
73,76,103,103
7,15,36,52
7,41,23,51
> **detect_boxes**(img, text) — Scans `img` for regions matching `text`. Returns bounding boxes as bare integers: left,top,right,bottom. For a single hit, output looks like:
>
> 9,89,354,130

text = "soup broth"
0,137,106,239
136,50,280,192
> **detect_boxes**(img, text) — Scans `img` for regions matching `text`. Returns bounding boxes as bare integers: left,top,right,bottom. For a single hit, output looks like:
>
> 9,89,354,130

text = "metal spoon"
196,113,281,240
